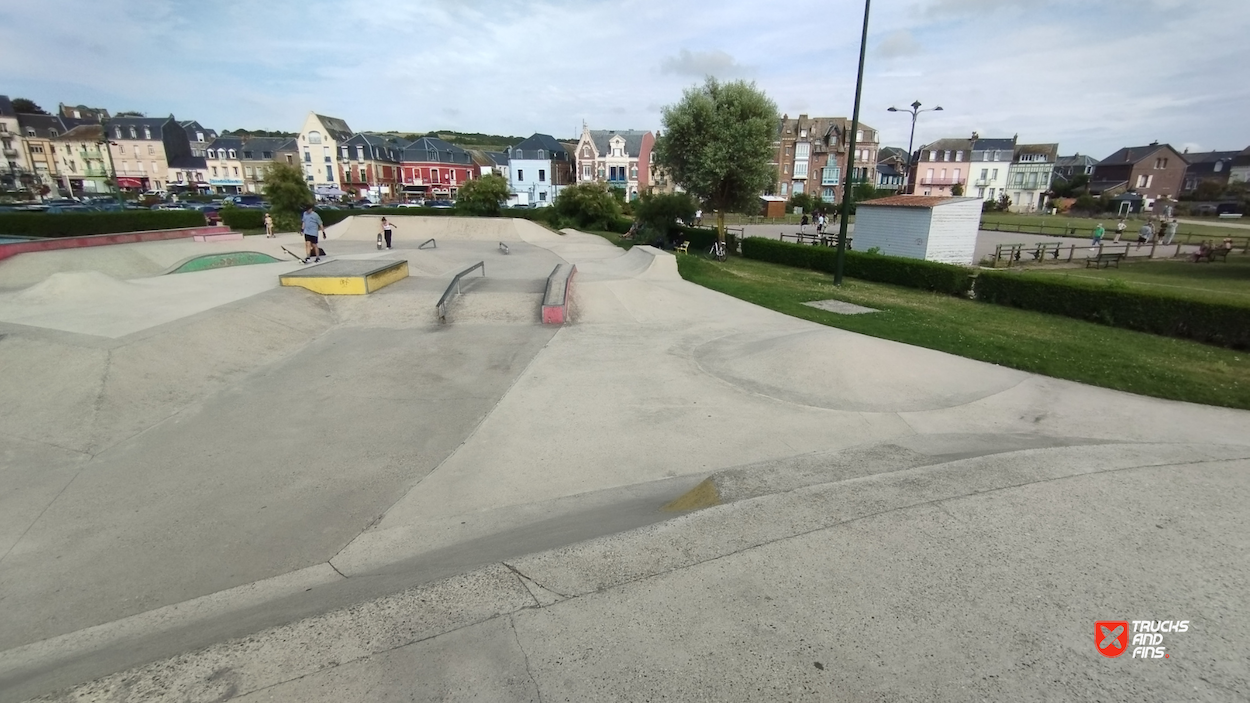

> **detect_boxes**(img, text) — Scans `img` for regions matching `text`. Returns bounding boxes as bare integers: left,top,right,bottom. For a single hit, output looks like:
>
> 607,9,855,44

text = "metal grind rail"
418,238,437,249
499,242,510,254
436,261,485,323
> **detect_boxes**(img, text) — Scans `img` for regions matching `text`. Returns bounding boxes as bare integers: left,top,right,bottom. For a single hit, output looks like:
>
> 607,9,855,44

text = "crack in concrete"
503,562,569,602
509,613,545,703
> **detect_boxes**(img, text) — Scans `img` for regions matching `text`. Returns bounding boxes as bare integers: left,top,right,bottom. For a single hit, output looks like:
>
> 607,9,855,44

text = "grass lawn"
1020,257,1250,305
677,254,1250,410
980,212,1250,243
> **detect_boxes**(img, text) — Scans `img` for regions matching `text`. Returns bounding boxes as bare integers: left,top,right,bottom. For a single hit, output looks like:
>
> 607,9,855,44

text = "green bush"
975,272,1250,349
741,237,974,295
221,209,265,229
0,210,206,238
676,225,737,253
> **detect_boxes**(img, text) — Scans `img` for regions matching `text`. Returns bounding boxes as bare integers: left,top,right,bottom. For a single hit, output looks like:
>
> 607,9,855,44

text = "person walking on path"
380,217,396,249
264,213,274,238
694,209,702,227
301,204,325,263
1136,222,1152,248
1163,219,1179,245
800,213,809,233
1115,219,1127,242
1092,223,1105,246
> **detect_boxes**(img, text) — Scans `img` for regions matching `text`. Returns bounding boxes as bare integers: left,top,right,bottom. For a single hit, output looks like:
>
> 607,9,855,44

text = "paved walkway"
3,222,1248,701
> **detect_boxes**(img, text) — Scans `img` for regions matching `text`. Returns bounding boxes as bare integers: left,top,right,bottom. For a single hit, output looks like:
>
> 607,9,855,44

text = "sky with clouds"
3,0,1247,157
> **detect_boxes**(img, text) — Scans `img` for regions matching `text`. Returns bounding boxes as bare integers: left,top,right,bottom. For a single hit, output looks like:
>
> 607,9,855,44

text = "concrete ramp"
13,270,142,304
327,216,524,243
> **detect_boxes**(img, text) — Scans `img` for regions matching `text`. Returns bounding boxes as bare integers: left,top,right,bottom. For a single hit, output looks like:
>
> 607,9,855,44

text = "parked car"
427,200,454,209
397,201,424,208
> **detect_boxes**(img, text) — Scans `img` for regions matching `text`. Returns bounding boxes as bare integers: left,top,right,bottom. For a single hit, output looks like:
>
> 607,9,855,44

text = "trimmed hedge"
741,237,975,295
975,271,1250,349
677,225,738,254
221,208,265,229
0,211,207,238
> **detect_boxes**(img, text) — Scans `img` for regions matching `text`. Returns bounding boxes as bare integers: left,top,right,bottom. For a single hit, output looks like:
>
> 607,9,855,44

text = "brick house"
1180,149,1242,194
573,125,654,201
339,133,404,202
1089,142,1187,205
774,114,879,206
400,137,476,202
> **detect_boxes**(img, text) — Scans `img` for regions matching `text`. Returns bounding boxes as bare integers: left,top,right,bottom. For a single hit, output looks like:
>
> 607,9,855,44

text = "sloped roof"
1056,154,1097,168
16,113,66,138
859,195,979,208
1098,144,1176,165
109,115,175,136
314,114,353,142
512,133,569,160
1015,143,1058,161
970,137,1016,152
877,163,904,178
401,136,473,164
921,138,974,153
168,155,207,169
1183,150,1241,165
237,137,296,159
878,146,908,162
205,135,244,152
588,129,651,158
0,95,15,117
180,121,217,141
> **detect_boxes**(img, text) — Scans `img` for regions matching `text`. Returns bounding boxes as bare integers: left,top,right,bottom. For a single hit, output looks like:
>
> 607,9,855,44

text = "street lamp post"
887,101,942,194
833,0,872,286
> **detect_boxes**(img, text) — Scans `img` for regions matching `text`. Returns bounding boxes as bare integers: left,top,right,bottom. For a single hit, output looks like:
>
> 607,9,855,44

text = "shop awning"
315,185,345,196
116,177,145,188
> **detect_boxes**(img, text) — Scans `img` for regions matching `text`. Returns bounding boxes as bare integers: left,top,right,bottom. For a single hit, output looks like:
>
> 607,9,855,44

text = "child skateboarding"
301,204,325,263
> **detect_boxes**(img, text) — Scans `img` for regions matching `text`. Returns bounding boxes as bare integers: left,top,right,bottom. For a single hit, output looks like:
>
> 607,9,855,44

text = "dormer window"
1215,161,1223,172
143,127,151,140
196,132,204,142
537,149,545,159
228,149,236,159
115,127,122,139
129,127,137,139
26,129,35,137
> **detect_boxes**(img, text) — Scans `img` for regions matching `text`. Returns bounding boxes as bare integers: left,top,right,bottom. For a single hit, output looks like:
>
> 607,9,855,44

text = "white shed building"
852,195,982,265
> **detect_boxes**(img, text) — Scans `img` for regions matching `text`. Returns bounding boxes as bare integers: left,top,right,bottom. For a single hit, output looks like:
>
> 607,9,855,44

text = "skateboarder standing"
380,217,396,249
264,212,274,238
301,204,325,263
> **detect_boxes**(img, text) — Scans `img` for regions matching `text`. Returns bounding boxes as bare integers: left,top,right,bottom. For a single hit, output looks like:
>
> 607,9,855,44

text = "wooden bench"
1030,242,1062,261
674,241,690,254
1200,248,1231,263
1086,251,1126,269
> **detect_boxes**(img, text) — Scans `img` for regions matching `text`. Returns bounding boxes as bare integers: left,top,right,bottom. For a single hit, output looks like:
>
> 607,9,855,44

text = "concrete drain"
803,299,878,315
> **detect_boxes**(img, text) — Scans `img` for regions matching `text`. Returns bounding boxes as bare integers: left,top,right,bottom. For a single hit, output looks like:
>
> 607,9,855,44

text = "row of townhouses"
904,134,1250,212
4,95,1249,211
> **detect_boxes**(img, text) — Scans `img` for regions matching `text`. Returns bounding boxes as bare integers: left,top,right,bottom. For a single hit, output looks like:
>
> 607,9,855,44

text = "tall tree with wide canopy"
654,78,778,244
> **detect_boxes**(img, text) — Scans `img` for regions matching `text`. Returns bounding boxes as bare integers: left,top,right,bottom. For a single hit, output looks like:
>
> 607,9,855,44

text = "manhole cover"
803,299,878,315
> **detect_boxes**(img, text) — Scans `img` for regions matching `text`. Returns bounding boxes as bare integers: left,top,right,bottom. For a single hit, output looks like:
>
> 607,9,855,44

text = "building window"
233,167,239,175
795,143,810,159
326,165,333,181
360,168,367,182
582,165,591,178
212,167,219,176
356,146,365,160
263,151,273,159
147,144,154,155
955,151,962,162
928,150,936,161
780,182,788,196
538,150,545,159
304,150,310,163
308,131,322,144
324,147,331,162
631,166,638,179
991,169,999,180
196,132,204,142
517,169,523,181
539,169,546,182
151,161,158,173
794,162,809,178
138,161,145,172
228,149,236,159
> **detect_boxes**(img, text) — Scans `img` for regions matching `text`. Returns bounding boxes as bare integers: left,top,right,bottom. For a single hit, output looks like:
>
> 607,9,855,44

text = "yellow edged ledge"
280,260,409,296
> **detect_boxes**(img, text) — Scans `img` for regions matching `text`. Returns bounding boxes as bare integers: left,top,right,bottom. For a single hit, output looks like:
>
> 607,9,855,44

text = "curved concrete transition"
695,329,1027,412
2,222,1249,702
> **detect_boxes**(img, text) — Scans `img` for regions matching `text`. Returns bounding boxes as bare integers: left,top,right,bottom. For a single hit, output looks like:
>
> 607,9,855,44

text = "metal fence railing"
436,261,485,322
979,220,1250,252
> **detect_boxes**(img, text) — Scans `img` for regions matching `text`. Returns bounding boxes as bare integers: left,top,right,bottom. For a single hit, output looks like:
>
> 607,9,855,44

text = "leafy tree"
854,182,880,201
997,193,1012,211
633,192,698,241
551,182,622,230
1072,193,1098,213
1194,179,1226,201
262,162,313,231
787,192,818,214
455,173,509,216
12,98,47,114
950,183,964,196
654,77,778,243
115,111,145,117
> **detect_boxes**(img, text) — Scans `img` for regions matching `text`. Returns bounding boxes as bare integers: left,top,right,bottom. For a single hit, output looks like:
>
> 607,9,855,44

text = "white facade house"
507,134,572,207
966,136,1017,204
851,195,981,265
297,112,353,197
1005,144,1058,213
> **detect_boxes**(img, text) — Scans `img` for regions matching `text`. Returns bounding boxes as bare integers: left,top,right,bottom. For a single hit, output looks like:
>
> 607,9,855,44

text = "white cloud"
660,49,753,78
875,30,922,59
1,0,1247,156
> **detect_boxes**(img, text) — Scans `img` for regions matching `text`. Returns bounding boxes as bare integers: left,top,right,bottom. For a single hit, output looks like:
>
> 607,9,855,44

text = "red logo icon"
1097,621,1130,657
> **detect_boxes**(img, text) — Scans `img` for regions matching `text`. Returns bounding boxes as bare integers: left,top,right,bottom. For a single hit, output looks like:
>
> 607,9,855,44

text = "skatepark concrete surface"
2,217,1248,702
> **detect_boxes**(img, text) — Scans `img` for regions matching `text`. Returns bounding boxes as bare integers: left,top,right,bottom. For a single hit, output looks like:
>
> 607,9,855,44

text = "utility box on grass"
852,195,981,265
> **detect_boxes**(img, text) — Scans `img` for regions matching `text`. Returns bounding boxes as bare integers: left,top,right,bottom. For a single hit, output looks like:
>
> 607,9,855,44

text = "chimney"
1184,147,1189,154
